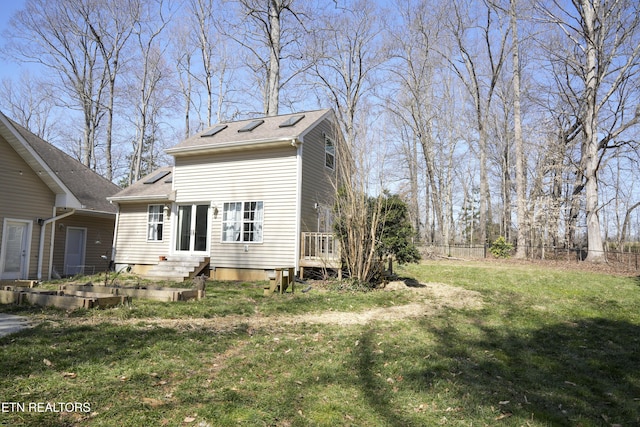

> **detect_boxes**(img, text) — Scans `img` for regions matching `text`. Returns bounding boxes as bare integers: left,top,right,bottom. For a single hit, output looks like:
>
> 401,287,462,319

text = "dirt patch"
384,280,484,309
53,281,483,332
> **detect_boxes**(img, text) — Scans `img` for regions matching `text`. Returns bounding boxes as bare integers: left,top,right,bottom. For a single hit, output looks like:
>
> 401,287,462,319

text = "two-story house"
108,109,343,281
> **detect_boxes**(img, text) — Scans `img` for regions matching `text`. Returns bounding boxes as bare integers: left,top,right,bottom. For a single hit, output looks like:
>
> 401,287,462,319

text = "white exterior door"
175,204,209,254
64,227,86,275
0,219,31,280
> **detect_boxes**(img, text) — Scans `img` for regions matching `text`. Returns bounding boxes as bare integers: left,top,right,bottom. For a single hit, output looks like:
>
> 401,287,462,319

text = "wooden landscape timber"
60,283,205,302
0,279,204,310
0,280,37,288
0,286,127,309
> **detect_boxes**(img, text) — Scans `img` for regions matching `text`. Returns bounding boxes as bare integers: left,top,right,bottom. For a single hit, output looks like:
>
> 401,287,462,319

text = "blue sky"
0,0,27,81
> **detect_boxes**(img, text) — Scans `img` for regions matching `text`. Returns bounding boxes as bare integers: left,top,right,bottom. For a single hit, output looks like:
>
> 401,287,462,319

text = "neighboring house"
108,109,343,281
0,111,120,280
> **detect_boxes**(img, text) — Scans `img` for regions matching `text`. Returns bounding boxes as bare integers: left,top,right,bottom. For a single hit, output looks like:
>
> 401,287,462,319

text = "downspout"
111,202,120,265
37,209,76,281
293,138,303,273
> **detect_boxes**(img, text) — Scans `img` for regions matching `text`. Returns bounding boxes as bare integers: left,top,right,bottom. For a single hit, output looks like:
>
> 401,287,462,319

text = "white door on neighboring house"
64,227,86,275
0,219,31,280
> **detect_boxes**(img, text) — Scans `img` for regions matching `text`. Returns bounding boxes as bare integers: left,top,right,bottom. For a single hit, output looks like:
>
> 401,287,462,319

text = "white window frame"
147,204,164,242
222,201,264,243
324,134,335,170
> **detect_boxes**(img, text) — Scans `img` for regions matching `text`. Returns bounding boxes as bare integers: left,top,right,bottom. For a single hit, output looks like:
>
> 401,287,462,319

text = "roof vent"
238,119,264,132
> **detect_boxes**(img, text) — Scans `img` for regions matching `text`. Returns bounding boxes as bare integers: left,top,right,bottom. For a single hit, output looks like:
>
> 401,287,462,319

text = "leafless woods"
2,0,640,260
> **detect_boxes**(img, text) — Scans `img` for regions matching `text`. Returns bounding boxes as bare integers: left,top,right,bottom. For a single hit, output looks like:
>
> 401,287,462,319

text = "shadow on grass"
353,327,418,426
0,320,247,426
402,317,640,425
399,277,426,288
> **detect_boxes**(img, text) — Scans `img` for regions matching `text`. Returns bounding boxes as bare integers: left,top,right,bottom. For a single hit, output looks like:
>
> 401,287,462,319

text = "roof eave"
73,208,117,218
107,193,174,203
297,109,335,143
165,137,300,156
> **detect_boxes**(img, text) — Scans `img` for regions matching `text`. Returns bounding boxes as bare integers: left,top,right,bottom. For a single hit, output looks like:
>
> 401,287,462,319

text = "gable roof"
166,109,334,156
0,111,120,214
107,166,174,203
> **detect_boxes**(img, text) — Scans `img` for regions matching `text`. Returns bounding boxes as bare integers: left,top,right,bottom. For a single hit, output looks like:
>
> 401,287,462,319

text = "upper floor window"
147,205,164,241
325,134,335,170
222,201,264,243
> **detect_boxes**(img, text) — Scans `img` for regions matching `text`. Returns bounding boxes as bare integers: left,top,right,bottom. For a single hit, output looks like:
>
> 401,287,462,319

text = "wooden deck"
299,232,341,276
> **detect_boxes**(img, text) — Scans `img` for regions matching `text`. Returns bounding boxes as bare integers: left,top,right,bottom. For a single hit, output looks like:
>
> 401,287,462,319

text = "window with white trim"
325,134,335,170
147,205,164,241
222,201,264,242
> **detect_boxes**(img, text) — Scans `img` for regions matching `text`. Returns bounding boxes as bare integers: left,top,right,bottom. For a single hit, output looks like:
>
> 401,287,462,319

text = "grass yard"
1,261,640,426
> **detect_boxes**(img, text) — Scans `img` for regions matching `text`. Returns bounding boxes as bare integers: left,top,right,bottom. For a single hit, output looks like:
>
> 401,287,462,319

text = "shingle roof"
1,113,121,214
109,109,335,202
108,166,174,202
166,109,332,155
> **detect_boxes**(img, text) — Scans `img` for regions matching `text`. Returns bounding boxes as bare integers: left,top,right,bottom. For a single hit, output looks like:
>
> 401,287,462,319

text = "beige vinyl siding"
52,213,115,276
0,135,55,279
300,118,338,233
174,145,298,269
113,203,171,265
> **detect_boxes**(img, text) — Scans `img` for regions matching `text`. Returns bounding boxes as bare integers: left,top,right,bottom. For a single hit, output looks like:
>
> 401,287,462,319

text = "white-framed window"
222,201,264,243
325,134,335,170
147,205,164,241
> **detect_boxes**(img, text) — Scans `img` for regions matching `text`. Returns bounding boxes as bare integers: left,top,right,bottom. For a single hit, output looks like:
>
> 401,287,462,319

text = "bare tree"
509,0,528,257
127,0,172,184
189,0,221,126
4,0,109,169
607,155,640,251
81,0,139,181
386,0,451,244
224,0,307,116
310,0,389,282
538,0,640,261
171,16,196,139
0,73,58,141
445,0,510,244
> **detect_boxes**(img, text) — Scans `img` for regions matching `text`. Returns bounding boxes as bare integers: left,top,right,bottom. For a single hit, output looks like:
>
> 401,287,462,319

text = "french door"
175,204,209,253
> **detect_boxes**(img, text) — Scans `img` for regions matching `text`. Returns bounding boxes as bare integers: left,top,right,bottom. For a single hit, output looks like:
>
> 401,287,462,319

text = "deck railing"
301,232,341,263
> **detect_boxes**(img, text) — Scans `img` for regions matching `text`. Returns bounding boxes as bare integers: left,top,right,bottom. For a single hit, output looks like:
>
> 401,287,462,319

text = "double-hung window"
222,201,264,243
147,205,164,241
325,134,335,170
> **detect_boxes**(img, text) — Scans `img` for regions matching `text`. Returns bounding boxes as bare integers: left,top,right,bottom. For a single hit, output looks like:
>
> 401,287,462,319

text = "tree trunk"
266,0,281,116
511,0,527,258
581,0,605,262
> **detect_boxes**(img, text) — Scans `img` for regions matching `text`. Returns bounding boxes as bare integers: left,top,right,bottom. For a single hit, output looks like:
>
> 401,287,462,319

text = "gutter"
107,194,172,203
107,190,176,204
37,209,76,281
165,137,297,156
